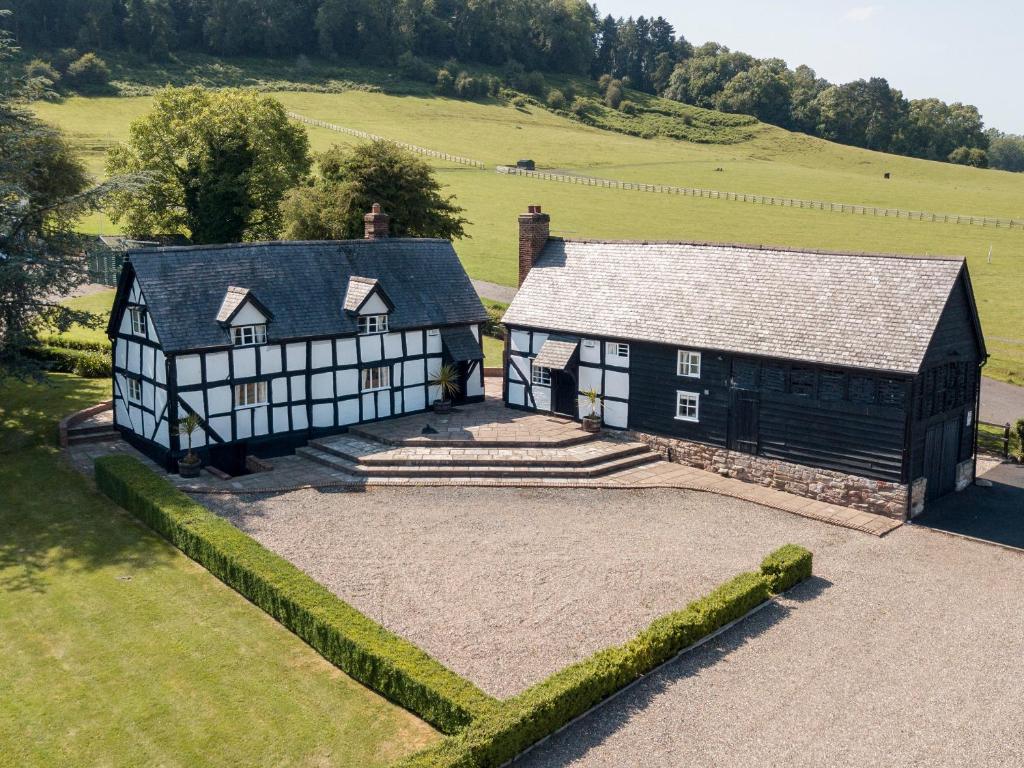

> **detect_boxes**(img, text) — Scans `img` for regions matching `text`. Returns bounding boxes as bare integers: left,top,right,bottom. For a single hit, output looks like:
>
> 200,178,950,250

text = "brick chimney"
364,202,389,239
518,204,550,286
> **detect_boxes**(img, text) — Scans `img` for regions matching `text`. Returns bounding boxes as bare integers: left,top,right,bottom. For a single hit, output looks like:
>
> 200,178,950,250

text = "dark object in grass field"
884,171,891,179
516,159,535,170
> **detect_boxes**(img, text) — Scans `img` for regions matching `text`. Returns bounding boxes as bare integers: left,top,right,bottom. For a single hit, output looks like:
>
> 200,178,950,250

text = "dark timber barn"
503,206,986,519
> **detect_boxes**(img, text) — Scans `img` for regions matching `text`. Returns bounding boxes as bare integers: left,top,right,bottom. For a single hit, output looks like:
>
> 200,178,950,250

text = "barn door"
729,391,760,454
923,416,961,500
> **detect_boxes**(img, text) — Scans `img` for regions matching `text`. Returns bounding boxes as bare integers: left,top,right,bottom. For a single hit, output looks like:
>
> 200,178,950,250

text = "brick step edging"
309,440,653,468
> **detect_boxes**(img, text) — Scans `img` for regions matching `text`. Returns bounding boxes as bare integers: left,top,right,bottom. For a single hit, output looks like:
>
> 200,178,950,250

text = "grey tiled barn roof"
503,239,968,374
128,239,487,354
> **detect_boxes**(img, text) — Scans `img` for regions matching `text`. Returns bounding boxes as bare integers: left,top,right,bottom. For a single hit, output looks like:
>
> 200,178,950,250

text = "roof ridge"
127,237,448,256
549,237,965,263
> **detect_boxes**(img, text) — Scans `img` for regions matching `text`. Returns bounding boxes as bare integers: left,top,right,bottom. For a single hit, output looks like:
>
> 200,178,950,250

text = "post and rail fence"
978,421,1013,459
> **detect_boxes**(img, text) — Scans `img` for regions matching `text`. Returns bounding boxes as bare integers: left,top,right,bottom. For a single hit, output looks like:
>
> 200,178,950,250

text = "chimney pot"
518,204,550,287
364,202,389,239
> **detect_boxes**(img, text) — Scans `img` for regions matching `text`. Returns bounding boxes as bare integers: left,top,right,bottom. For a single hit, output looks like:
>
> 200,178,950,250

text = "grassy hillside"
30,73,1024,383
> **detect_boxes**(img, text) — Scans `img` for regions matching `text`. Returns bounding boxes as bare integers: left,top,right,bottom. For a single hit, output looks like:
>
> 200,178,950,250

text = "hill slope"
30,68,1024,384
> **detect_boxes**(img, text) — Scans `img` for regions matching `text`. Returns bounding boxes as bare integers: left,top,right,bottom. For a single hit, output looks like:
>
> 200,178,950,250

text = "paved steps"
66,422,119,445
348,422,597,449
296,434,662,480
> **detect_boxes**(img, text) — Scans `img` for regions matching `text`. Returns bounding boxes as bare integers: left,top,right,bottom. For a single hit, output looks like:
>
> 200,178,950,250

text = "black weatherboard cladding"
128,239,487,353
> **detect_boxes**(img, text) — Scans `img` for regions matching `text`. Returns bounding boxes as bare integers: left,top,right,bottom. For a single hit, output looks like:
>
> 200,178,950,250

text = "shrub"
597,73,612,90
619,99,637,115
1014,418,1024,461
94,455,497,733
523,70,546,97
561,83,576,103
482,305,505,340
64,53,111,91
503,59,526,90
25,58,60,86
569,96,590,117
454,71,486,99
396,545,810,767
22,345,111,377
53,47,80,73
435,68,455,96
35,334,111,352
511,95,528,108
545,88,566,111
759,543,813,594
948,146,988,168
604,79,623,109
398,52,436,83
485,75,501,97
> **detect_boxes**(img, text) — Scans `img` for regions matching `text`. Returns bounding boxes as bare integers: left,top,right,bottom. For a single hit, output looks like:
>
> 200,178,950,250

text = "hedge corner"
759,544,813,594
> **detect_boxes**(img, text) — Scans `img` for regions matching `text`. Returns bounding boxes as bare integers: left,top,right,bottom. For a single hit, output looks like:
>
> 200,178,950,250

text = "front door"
729,390,760,454
924,415,961,500
551,370,577,417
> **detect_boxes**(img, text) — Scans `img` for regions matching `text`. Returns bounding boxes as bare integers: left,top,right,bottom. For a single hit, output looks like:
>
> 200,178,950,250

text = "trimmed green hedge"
23,345,111,377
396,545,812,768
94,455,497,733
35,334,112,352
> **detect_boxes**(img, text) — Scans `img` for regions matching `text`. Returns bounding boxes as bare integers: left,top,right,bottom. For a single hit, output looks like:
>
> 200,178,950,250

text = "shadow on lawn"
514,575,832,768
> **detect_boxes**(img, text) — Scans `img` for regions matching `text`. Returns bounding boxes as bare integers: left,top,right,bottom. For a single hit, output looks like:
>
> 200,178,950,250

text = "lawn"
31,81,1024,383
46,290,115,347
0,373,437,767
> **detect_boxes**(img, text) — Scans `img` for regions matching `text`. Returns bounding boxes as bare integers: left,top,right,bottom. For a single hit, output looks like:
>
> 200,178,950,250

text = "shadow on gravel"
915,463,1024,551
514,575,830,767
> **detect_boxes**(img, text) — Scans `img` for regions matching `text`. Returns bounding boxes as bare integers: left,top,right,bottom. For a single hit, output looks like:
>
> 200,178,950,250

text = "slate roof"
122,239,487,354
440,325,483,362
503,239,969,374
533,336,579,370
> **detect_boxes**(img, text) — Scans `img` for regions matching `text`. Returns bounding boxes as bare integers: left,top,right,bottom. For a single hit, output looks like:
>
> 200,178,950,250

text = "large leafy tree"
105,86,310,243
0,14,121,374
282,140,468,241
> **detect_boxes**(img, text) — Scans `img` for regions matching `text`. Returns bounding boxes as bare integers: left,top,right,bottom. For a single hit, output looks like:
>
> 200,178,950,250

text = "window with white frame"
232,324,267,347
582,339,597,348
675,390,699,422
531,364,551,386
129,307,147,336
357,314,389,335
427,328,440,336
606,342,629,359
677,350,701,378
234,381,268,408
361,366,390,391
126,377,142,403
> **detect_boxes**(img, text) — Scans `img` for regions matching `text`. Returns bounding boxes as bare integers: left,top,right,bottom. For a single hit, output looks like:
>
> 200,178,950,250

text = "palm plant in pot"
581,387,602,432
176,412,203,478
430,363,461,413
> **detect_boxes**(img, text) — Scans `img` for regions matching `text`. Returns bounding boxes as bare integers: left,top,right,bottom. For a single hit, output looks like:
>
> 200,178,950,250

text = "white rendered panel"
338,399,360,425
147,316,160,344
142,381,155,411
253,406,269,436
142,411,154,440
129,277,142,304
509,355,530,383
359,292,390,315
361,393,376,421
605,369,630,400
286,342,306,371
531,332,548,354
290,375,306,401
153,386,167,418
403,386,425,413
393,390,403,414
336,369,359,396
426,330,442,355
359,334,382,363
114,396,130,432
578,394,601,420
403,359,424,386
606,347,629,369
118,309,132,336
208,416,231,442
154,419,169,448
470,324,480,342
115,339,128,371
232,347,256,379
311,340,332,369
578,365,602,393
428,384,441,404
311,371,334,400
604,399,628,428
383,332,403,360
404,331,423,357
272,406,289,432
466,371,484,397
176,354,201,386
336,338,357,365
271,377,288,403
155,350,166,384
533,385,551,411
376,391,391,419
206,351,229,382
231,302,266,325
208,386,231,415
510,329,530,353
260,345,282,374
127,341,141,374
312,403,334,428
391,362,403,387
580,339,600,364
507,382,525,407
235,411,252,440
426,356,442,380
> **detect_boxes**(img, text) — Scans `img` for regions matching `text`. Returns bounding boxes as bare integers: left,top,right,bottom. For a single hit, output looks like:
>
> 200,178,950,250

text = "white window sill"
677,372,700,379
235,403,267,410
674,415,699,422
361,386,390,393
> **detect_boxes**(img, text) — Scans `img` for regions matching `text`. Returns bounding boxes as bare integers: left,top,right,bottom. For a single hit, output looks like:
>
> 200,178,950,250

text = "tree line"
3,0,1021,170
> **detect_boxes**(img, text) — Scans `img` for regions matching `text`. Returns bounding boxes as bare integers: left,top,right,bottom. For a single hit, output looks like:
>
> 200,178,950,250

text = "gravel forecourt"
203,486,1024,766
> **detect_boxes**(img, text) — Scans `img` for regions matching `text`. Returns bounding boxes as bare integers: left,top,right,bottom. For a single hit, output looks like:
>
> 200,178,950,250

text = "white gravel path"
201,486,856,698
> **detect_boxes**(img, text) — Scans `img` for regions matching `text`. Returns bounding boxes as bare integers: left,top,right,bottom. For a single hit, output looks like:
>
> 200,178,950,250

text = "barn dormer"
216,286,273,346
343,276,394,335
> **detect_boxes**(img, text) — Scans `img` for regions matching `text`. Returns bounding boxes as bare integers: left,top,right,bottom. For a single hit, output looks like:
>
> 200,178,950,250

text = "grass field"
0,373,437,767
31,78,1024,383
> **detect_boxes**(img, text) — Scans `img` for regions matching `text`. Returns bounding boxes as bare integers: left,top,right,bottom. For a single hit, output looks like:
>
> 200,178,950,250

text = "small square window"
234,381,268,408
361,366,390,391
232,324,267,346
606,342,629,359
677,350,701,378
126,377,142,403
358,315,388,335
675,391,699,422
531,364,551,386
582,339,597,348
129,308,147,336
427,329,440,336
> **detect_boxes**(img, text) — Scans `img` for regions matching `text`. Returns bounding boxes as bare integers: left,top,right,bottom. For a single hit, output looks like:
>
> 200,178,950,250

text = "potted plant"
176,412,203,478
430,363,461,413
581,387,602,432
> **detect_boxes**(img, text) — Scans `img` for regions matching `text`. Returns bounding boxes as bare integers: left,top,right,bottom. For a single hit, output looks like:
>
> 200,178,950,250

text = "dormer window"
232,324,267,346
129,308,147,336
358,314,389,335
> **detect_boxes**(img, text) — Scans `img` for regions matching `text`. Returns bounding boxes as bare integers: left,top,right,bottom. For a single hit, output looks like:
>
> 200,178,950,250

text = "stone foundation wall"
627,430,909,520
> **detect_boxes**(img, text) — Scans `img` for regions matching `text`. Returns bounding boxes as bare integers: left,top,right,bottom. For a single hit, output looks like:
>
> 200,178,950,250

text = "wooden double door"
923,415,962,500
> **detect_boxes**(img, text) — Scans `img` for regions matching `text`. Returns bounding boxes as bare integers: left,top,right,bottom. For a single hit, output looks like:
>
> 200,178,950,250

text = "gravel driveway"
202,486,854,698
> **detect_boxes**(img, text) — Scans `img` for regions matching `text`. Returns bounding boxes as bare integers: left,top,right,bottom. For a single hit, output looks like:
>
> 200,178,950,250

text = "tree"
986,129,1024,172
948,146,988,168
715,59,793,126
105,86,310,243
0,15,122,374
63,52,110,92
282,140,468,241
901,98,987,161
